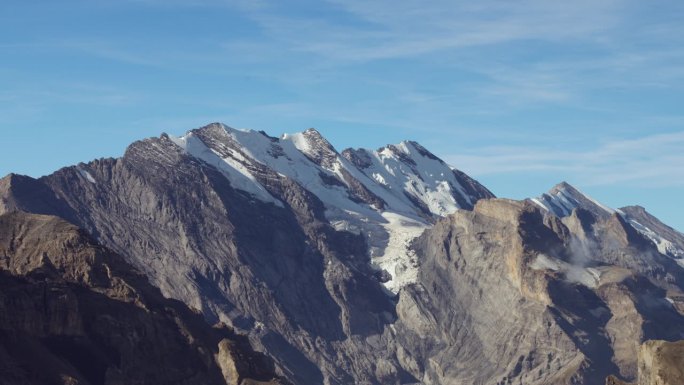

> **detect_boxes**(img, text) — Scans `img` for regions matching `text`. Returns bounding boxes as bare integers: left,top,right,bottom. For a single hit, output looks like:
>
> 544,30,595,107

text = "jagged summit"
531,181,684,263
3,122,684,385
159,122,494,293
167,123,493,218
532,180,614,218
282,127,339,169
548,180,575,194
619,205,684,259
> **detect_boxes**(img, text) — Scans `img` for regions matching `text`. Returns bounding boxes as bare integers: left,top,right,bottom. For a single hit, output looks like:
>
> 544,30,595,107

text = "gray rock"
0,211,282,385
2,125,683,385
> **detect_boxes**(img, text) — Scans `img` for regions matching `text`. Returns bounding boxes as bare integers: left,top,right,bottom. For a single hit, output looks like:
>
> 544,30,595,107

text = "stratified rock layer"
2,124,684,384
0,212,282,385
397,199,684,384
606,339,684,385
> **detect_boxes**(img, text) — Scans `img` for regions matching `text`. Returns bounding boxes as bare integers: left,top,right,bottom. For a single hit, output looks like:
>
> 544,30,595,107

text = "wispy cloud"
0,82,143,107
246,0,653,64
211,0,684,108
445,131,684,187
11,0,683,111
309,0,622,59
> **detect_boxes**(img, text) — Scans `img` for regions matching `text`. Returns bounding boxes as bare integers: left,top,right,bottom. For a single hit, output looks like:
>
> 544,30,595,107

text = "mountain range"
1,122,683,385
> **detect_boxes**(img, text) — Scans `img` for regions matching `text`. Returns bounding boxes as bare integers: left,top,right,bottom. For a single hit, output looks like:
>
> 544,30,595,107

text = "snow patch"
77,167,96,184
282,132,312,156
537,183,615,217
627,218,684,258
370,212,428,293
350,141,474,218
530,198,548,211
170,133,282,206
373,173,387,186
172,125,487,293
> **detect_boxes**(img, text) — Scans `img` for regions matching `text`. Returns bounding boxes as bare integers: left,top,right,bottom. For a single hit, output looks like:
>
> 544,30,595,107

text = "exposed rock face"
606,340,684,385
392,200,583,384
2,123,683,384
397,199,684,384
619,206,684,259
0,212,282,385
532,183,684,264
533,181,614,220
0,124,496,384
637,340,684,385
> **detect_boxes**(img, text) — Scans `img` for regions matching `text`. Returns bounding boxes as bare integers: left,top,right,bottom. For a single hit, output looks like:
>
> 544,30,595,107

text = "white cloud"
445,131,684,187
218,0,684,107
246,0,642,61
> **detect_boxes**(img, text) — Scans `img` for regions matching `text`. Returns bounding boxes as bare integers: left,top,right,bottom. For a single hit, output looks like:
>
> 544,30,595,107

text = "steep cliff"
2,124,683,384
606,340,684,385
0,212,282,385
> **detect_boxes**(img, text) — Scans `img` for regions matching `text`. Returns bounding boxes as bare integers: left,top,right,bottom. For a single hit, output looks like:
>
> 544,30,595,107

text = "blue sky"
2,0,684,231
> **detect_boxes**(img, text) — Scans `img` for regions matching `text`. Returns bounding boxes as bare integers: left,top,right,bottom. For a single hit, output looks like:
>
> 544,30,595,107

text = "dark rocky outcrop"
606,339,684,385
0,212,282,385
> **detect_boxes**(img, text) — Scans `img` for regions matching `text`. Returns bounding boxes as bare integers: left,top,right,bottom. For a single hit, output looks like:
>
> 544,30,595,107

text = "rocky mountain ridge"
2,122,683,385
0,211,282,385
531,181,684,264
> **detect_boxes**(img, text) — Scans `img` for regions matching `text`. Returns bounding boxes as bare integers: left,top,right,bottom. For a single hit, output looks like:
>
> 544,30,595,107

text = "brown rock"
0,212,282,385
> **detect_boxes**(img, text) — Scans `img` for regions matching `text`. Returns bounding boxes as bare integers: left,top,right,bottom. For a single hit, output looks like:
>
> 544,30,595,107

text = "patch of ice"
539,184,615,218
627,218,684,259
329,218,362,235
530,198,548,211
350,141,475,218
282,132,312,156
370,212,428,293
554,190,578,216
373,173,387,186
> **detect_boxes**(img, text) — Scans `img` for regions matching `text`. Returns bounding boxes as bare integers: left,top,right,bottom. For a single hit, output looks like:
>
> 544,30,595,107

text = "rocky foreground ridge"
1,123,684,384
0,211,283,385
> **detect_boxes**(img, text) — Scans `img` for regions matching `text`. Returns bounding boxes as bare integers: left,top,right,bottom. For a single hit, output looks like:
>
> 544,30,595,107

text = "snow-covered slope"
342,141,493,216
532,182,684,264
618,205,684,260
169,123,494,292
531,181,614,219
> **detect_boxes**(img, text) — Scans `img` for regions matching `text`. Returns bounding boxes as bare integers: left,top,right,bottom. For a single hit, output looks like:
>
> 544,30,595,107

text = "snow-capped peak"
533,181,615,218
282,128,339,169
344,140,494,217
618,205,684,260
168,123,495,293
532,182,684,263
